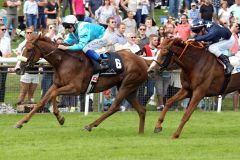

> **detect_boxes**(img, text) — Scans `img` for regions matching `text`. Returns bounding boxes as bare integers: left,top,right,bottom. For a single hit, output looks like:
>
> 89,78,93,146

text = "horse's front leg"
154,88,189,133
172,89,204,139
49,84,79,125
52,95,65,125
15,85,58,128
15,84,78,128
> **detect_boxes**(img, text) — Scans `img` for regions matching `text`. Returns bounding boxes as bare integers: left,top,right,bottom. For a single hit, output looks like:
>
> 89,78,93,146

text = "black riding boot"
98,58,109,70
218,54,234,75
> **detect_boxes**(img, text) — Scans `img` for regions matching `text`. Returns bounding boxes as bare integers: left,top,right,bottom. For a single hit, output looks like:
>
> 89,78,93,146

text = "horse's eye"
27,49,33,52
162,49,168,53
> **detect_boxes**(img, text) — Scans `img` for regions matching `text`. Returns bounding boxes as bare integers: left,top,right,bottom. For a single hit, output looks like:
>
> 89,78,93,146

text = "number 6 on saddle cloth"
91,52,124,76
86,52,124,93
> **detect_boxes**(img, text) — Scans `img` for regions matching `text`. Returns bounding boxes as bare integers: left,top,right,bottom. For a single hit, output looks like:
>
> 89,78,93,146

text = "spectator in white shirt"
229,0,240,23
95,0,116,28
15,28,39,105
24,0,39,31
218,0,231,26
0,24,11,103
123,32,140,53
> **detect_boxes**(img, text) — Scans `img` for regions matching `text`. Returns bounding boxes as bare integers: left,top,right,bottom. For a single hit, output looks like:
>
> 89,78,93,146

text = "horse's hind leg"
126,90,146,134
155,88,188,133
84,86,132,131
84,95,123,131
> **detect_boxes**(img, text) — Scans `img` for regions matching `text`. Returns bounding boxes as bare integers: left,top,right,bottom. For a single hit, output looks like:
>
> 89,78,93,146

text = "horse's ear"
38,31,42,38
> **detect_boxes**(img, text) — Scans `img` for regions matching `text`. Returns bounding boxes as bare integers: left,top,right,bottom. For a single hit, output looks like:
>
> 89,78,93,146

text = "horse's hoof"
154,127,162,133
171,134,179,139
83,126,92,132
15,124,23,129
58,117,65,125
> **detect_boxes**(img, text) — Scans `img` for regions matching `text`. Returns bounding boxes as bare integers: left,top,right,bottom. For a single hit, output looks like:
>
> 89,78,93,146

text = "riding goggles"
62,23,74,29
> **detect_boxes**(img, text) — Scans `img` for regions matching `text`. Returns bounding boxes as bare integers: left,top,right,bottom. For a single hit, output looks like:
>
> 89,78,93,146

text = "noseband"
154,41,205,70
25,48,36,68
154,50,175,70
21,39,57,68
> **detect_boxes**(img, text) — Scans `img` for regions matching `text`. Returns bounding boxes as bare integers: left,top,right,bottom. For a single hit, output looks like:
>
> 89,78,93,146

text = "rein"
43,47,58,58
156,41,205,70
32,40,58,58
157,50,174,70
178,41,204,59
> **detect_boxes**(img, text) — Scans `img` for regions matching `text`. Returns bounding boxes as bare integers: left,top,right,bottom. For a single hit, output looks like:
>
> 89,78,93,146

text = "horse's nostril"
16,68,26,75
15,68,21,75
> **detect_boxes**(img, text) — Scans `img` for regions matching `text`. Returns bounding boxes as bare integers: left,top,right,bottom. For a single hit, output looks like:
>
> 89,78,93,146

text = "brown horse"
15,34,148,133
148,38,240,139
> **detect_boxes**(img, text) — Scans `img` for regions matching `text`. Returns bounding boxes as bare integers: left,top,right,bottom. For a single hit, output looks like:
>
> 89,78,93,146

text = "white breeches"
208,35,235,57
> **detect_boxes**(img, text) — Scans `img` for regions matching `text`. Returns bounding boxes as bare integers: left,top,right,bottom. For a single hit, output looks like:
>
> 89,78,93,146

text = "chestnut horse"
15,34,148,133
148,38,240,139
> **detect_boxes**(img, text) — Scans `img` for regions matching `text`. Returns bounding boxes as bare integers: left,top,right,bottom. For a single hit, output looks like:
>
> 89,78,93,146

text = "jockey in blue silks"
189,19,235,75
58,15,109,70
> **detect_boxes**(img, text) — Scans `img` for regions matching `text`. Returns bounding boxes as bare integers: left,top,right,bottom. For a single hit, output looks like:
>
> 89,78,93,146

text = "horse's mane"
167,38,185,48
164,38,206,51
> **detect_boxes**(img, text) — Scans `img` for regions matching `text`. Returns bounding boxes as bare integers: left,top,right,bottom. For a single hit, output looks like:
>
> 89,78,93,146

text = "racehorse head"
16,33,52,75
147,38,179,78
147,38,205,78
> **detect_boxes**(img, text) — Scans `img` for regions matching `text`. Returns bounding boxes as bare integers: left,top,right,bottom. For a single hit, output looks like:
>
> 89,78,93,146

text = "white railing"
0,57,47,63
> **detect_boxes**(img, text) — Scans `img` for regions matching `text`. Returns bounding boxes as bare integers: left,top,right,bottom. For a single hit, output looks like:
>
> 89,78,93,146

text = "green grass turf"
1,111,240,160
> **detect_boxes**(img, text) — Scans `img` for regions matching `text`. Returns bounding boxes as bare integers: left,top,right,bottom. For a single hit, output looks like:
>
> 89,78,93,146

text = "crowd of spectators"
0,0,239,112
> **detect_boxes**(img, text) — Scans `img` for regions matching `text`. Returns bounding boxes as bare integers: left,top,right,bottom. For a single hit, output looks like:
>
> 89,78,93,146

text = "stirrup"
100,64,109,70
100,59,109,70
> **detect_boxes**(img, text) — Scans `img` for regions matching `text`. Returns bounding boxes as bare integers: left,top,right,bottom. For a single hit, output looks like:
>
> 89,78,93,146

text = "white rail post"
217,95,222,112
84,94,89,116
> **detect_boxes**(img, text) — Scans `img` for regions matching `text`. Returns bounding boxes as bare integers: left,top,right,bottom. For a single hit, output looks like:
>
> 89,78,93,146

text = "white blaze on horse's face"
17,55,28,62
148,51,161,71
17,48,28,62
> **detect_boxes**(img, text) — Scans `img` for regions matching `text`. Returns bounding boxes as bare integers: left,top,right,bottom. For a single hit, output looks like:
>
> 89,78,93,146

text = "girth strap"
86,73,99,93
219,74,231,95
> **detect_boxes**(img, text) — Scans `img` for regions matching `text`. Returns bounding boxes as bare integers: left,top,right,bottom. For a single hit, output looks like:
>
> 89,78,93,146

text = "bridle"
153,41,204,70
153,49,176,70
21,38,58,68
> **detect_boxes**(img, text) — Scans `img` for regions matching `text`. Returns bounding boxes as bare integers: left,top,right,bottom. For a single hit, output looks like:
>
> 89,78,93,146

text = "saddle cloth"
86,52,124,93
91,52,124,77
